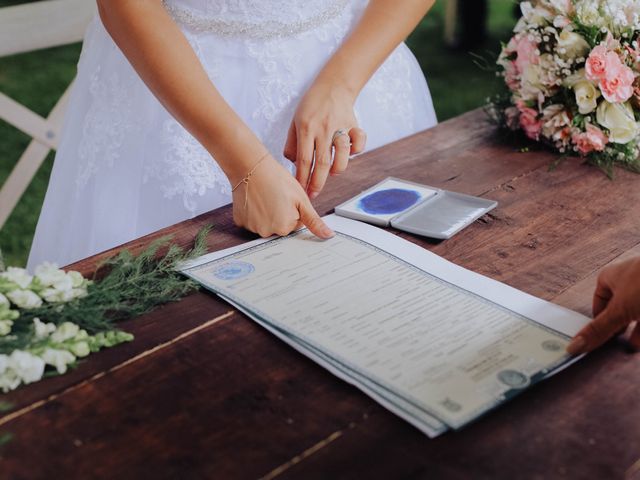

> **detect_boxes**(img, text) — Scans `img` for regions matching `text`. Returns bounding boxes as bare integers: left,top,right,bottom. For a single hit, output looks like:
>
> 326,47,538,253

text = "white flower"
67,271,86,289
0,320,13,336
0,293,8,308
557,30,590,59
0,267,33,289
70,341,90,358
6,289,43,309
576,1,606,28
51,322,81,343
596,101,640,144
574,81,601,114
8,350,45,385
41,348,75,375
33,318,56,339
34,262,66,288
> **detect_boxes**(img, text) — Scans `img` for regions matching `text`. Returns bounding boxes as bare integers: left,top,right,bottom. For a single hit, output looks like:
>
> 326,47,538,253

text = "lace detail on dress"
150,118,231,213
143,32,229,213
366,47,416,130
76,66,136,190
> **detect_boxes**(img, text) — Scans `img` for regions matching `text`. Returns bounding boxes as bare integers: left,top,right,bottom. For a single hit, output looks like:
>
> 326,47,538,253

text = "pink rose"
518,105,542,140
586,45,609,82
515,35,539,74
599,52,635,103
504,62,520,91
572,124,608,155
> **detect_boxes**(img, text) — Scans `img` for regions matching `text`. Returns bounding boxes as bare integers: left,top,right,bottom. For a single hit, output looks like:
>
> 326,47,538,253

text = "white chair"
0,0,96,229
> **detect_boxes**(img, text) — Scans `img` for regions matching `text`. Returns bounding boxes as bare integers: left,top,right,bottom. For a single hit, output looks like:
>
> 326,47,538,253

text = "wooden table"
1,110,639,479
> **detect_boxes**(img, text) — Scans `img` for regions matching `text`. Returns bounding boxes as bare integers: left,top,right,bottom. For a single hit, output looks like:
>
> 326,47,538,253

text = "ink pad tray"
334,177,497,239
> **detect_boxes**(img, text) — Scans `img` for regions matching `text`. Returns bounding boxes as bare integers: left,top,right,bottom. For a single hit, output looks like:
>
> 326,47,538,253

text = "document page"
181,215,589,431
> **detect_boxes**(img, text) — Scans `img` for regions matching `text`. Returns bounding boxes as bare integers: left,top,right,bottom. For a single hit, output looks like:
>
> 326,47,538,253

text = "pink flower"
572,124,609,155
514,35,539,74
586,45,609,82
599,52,635,103
504,62,520,91
518,104,542,140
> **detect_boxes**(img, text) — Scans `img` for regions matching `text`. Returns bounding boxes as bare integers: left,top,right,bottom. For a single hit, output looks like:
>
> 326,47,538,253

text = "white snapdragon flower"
67,271,85,289
0,320,13,336
0,354,20,393
0,267,33,290
8,350,45,385
33,318,56,339
6,289,43,309
41,348,75,375
69,341,90,358
34,262,66,288
50,322,80,343
0,292,8,308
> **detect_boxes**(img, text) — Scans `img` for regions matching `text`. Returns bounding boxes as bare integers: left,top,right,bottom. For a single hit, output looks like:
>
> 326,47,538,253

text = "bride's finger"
331,132,350,176
307,135,332,199
295,128,315,190
349,127,367,155
283,121,297,162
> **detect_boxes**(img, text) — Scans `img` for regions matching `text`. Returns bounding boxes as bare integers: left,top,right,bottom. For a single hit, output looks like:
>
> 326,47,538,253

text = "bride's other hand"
284,81,367,200
232,154,334,239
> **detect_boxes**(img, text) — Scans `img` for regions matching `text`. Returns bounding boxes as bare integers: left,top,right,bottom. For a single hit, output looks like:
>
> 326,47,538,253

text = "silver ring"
332,129,349,144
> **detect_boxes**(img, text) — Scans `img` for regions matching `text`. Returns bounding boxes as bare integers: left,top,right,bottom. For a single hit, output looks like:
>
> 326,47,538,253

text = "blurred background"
0,0,517,266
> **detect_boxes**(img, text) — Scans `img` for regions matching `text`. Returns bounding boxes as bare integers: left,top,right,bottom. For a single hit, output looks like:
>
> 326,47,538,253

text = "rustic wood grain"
1,109,639,479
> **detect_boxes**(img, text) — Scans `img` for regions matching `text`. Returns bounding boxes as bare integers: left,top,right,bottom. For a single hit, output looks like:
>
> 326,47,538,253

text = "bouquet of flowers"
491,0,640,174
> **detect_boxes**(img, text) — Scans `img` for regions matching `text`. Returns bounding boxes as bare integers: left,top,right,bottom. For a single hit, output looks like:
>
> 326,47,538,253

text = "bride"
28,0,437,269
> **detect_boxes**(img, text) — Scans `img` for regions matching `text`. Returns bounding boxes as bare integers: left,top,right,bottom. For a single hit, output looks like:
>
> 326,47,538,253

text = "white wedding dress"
27,0,437,269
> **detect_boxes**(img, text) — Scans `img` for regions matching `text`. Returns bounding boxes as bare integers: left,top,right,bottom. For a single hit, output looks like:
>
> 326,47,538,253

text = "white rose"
0,320,13,336
1,267,33,289
596,101,640,144
574,81,601,114
8,350,45,385
41,348,75,375
6,289,43,309
521,2,554,25
557,30,591,59
34,262,66,288
51,322,80,343
33,318,56,339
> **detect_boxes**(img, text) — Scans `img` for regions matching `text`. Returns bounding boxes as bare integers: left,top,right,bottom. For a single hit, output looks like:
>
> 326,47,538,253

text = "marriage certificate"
181,215,589,436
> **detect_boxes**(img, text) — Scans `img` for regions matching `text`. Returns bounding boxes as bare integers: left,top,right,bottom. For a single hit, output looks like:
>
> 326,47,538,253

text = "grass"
0,0,517,267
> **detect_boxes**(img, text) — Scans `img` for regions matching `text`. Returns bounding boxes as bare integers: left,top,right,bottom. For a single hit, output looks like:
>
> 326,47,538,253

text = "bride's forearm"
96,0,263,184
315,0,435,98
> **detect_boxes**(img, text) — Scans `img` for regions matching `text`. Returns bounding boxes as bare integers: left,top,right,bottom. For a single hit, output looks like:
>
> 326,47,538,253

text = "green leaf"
0,401,13,413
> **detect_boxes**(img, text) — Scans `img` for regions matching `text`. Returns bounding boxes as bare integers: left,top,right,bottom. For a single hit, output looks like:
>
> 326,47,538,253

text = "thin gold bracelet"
231,152,269,210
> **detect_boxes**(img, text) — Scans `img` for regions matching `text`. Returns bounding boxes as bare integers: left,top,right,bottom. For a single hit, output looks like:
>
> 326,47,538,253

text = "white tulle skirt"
27,1,437,269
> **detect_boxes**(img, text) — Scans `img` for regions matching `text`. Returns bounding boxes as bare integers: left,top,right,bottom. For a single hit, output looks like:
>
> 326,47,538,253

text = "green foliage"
0,226,211,354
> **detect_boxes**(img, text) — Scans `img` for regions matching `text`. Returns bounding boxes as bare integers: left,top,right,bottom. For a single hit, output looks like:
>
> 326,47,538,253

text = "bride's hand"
284,81,367,199
232,154,335,239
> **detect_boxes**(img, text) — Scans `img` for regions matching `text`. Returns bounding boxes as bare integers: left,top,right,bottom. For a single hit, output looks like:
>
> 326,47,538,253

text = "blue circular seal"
357,188,421,215
213,260,255,281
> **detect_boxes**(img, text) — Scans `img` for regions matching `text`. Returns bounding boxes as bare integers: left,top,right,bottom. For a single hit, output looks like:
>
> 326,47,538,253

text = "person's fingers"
567,304,625,355
307,135,332,199
349,127,367,155
283,121,297,162
295,125,315,190
628,321,640,351
298,199,334,239
331,133,350,176
592,272,613,318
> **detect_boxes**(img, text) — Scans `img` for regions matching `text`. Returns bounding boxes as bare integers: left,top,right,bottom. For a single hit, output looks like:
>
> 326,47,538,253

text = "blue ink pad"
357,188,422,215
334,177,497,239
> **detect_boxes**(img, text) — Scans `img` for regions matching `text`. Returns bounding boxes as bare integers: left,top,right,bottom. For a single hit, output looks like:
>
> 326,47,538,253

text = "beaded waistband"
162,0,350,40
